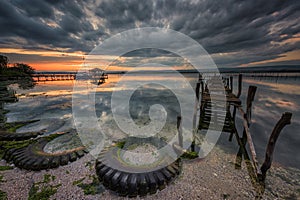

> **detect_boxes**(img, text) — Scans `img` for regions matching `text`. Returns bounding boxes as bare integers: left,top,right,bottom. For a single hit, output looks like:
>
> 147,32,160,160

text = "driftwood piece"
260,112,292,176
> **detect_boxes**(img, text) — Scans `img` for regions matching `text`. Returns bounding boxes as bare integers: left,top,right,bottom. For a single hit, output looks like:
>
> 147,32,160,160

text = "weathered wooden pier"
179,73,293,198
32,74,76,82
32,72,108,84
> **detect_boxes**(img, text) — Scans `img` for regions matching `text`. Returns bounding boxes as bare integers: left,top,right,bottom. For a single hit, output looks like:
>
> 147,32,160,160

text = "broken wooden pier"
188,73,293,197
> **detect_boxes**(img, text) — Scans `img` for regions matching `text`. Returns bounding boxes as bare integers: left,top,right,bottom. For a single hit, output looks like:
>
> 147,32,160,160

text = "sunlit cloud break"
0,0,299,71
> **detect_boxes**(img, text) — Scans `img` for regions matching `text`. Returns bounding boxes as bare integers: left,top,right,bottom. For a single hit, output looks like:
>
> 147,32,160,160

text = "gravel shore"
0,147,299,200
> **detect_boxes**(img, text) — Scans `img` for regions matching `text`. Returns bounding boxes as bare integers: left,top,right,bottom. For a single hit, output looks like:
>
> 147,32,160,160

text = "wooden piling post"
195,82,200,101
237,74,242,98
230,76,233,92
177,116,183,148
246,86,257,122
239,108,261,174
193,82,200,128
201,81,204,96
237,85,259,174
260,112,292,177
230,74,243,141
226,78,229,88
192,79,201,152
198,73,202,82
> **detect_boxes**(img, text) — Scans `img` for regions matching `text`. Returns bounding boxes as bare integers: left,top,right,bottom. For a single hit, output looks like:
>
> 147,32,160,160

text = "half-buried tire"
0,120,43,141
3,133,88,171
95,137,182,197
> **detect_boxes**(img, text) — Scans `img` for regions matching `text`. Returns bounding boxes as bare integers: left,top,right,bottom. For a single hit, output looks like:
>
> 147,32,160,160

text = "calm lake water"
4,73,300,169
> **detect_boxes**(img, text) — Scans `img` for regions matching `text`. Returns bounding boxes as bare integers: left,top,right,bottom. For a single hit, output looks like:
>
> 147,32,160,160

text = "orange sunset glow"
0,0,299,72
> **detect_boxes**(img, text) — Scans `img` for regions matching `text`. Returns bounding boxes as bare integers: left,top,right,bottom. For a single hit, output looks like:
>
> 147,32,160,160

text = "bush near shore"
0,54,35,81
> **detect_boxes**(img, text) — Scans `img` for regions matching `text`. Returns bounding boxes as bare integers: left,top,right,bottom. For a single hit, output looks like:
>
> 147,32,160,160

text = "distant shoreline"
34,65,300,74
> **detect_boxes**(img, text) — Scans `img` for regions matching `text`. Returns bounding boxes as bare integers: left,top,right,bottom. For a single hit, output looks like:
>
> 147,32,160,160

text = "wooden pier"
32,73,108,84
32,74,76,82
187,73,293,197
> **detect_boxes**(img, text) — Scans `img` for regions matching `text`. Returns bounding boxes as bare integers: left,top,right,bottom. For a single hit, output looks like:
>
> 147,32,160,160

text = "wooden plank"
238,107,261,175
202,92,241,104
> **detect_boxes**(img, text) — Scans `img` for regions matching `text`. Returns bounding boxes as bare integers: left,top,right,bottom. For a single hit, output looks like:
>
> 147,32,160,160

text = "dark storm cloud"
160,0,300,52
123,49,177,58
95,0,154,29
10,0,55,19
1,0,300,67
0,1,68,44
3,52,79,64
92,0,300,66
59,13,94,34
0,0,103,53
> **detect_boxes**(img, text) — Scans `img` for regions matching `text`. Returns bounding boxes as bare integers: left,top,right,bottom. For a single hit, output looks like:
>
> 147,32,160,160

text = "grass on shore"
0,166,13,171
73,176,104,196
28,174,60,200
0,190,7,200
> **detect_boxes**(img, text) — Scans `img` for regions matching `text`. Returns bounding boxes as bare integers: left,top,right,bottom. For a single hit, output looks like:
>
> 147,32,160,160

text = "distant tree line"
0,55,36,89
0,54,35,76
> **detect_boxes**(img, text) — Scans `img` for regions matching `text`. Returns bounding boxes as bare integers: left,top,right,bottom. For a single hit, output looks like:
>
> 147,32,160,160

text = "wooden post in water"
230,76,233,92
237,74,242,98
193,81,201,122
226,78,229,88
177,116,183,148
260,112,292,177
195,82,200,101
201,80,204,96
198,73,202,82
229,74,243,142
191,80,201,152
230,74,242,141
246,86,257,123
237,85,260,174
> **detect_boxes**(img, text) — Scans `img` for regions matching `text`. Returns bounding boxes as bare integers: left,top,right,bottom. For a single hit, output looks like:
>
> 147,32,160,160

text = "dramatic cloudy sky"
0,0,299,71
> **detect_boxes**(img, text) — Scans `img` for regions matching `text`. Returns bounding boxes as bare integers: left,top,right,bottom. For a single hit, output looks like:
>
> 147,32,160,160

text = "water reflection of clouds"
240,77,300,168
244,79,300,95
5,83,75,135
5,74,300,168
260,97,298,110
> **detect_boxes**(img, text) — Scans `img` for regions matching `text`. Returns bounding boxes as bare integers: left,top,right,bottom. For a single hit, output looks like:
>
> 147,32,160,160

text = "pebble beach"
1,146,299,200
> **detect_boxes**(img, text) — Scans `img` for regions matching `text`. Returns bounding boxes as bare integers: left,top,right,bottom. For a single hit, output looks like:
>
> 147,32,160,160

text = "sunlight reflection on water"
4,73,300,168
